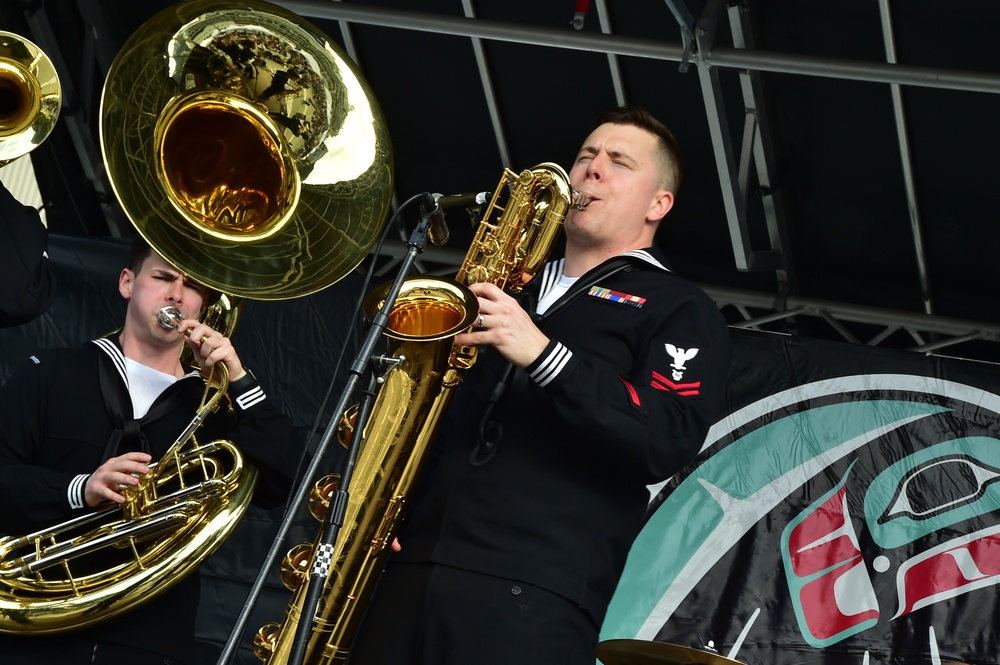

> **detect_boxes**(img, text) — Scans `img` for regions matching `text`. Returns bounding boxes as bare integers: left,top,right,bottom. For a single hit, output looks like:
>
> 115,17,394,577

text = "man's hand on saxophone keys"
454,282,550,369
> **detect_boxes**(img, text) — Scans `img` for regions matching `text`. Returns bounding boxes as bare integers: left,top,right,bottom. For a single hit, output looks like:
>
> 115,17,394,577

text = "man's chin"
152,330,184,348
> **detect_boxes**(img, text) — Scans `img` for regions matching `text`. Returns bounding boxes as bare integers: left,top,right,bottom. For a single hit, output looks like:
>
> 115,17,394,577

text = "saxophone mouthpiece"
157,306,183,331
571,190,592,210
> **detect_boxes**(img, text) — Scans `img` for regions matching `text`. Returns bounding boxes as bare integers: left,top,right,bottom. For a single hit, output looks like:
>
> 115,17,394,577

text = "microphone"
420,192,449,246
421,191,492,246
432,191,491,211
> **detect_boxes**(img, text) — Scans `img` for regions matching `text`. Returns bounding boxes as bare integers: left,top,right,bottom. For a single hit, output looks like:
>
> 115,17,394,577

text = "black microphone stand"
217,197,439,665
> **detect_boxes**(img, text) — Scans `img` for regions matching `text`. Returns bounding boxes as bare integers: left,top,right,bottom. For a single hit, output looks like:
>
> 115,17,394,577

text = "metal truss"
676,0,793,291
12,0,1000,362
706,283,1000,363
275,0,1000,363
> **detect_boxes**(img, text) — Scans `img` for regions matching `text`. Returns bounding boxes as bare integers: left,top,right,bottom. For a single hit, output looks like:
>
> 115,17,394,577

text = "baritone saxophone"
254,162,588,664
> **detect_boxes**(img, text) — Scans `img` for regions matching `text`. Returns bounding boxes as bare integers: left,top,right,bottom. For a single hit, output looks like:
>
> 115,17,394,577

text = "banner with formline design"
601,329,1000,665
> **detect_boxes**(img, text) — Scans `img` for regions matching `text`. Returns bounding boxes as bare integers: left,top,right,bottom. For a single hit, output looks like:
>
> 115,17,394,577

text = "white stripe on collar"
622,249,672,272
535,259,565,304
92,337,128,388
90,337,200,387
538,259,565,295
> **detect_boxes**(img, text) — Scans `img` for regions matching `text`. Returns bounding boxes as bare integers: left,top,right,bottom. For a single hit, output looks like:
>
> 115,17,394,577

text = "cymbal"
595,639,745,665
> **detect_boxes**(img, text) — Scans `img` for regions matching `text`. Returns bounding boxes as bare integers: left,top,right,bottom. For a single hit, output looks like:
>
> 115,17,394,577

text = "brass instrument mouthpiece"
571,190,591,210
158,306,210,345
157,306,183,331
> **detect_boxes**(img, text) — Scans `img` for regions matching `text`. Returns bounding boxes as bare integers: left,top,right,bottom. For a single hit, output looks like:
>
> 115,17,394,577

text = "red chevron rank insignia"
651,370,702,396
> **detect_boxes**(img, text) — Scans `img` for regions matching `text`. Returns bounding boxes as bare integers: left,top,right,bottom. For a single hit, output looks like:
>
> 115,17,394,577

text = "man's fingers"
113,462,151,478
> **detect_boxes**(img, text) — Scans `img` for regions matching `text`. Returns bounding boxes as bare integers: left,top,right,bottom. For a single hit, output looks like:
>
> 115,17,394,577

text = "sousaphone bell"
100,0,394,300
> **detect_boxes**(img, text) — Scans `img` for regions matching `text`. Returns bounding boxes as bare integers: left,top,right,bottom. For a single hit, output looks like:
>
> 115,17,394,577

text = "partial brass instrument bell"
595,640,746,665
0,30,60,166
0,0,392,635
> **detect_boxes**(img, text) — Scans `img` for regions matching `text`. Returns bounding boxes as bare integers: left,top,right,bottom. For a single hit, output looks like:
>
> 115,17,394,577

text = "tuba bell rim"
153,89,302,243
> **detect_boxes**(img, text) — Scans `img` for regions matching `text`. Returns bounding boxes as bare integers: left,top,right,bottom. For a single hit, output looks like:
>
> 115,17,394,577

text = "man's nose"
166,280,184,302
586,154,604,180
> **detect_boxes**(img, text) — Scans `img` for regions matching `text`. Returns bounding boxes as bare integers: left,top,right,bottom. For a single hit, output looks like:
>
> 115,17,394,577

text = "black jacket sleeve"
0,352,87,532
525,279,731,484
0,183,55,327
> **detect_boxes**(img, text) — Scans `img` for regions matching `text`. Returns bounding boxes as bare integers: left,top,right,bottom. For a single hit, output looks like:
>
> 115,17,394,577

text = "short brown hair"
128,235,156,273
591,105,683,194
127,235,220,307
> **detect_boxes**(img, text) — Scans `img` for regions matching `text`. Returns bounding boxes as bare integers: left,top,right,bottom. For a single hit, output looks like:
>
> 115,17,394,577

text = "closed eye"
184,280,211,300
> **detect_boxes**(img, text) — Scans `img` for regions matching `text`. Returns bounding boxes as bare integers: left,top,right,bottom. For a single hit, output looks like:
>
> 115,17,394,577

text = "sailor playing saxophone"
349,105,732,665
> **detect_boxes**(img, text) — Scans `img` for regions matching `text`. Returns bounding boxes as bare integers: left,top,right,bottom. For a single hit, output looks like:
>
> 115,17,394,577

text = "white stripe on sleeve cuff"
529,343,572,387
68,473,89,510
235,385,267,410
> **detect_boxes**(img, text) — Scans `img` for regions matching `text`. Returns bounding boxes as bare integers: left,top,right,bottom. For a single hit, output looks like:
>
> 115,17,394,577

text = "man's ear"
119,268,134,299
647,189,674,222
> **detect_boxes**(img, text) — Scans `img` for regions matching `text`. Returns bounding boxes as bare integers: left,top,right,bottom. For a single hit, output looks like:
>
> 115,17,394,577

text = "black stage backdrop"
3,237,999,664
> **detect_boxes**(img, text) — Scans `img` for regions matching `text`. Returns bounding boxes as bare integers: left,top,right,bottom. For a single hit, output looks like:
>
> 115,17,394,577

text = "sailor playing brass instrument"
0,0,393,660
0,237,304,664
348,105,732,665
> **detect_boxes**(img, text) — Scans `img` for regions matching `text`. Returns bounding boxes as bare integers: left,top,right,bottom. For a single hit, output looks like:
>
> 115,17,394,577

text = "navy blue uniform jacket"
393,248,732,627
0,337,302,663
